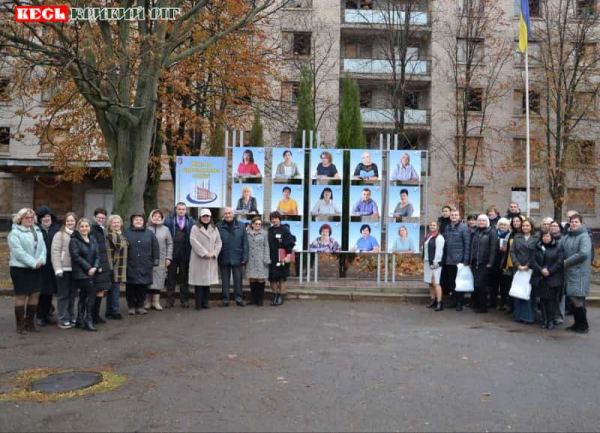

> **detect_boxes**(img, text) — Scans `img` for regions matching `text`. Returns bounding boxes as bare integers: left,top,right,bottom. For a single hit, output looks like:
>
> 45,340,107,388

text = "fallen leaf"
482,392,491,397
277,376,285,381
462,356,468,360
228,354,237,359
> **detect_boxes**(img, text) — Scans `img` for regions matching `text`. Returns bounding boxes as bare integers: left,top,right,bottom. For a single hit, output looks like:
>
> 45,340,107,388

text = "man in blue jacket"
441,210,471,311
164,203,196,308
217,207,249,307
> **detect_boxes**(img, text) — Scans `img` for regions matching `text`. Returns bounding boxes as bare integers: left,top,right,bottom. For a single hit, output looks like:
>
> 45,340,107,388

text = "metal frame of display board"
223,130,429,286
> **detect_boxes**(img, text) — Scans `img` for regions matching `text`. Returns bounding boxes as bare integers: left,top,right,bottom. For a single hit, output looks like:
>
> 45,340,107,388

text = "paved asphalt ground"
0,297,599,432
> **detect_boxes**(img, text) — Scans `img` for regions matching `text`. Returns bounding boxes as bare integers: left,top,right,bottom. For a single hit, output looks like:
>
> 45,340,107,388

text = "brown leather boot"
15,306,27,335
25,304,39,332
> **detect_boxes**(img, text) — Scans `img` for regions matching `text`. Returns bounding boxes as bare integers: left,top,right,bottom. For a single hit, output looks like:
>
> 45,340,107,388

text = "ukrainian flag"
519,0,531,53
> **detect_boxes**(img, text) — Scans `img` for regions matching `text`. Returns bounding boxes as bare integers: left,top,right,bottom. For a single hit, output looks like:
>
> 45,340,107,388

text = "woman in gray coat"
146,209,173,311
246,216,271,306
562,213,592,333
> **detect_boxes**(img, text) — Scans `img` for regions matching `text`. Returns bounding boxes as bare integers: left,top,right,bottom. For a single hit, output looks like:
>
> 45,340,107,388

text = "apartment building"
272,0,599,227
0,0,597,227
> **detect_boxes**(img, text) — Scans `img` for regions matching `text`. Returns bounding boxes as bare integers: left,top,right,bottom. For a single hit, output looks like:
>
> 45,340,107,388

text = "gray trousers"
554,294,566,323
220,265,243,303
56,271,75,323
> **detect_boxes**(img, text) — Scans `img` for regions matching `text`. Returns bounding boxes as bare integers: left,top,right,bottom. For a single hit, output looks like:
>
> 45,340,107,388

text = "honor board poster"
175,156,227,208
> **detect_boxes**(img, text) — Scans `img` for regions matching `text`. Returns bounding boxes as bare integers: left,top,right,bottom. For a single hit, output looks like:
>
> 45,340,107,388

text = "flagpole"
524,45,531,217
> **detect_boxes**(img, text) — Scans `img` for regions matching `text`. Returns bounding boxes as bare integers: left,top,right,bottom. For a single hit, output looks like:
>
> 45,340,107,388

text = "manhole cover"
31,371,103,394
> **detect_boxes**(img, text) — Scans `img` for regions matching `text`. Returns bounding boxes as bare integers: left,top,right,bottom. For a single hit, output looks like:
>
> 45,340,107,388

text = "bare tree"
435,0,512,215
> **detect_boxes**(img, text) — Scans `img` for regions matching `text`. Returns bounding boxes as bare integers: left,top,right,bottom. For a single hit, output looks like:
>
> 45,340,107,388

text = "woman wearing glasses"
246,216,271,306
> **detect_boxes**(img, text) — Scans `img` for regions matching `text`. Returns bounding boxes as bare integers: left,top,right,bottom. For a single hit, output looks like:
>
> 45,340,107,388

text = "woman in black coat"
69,218,100,331
267,212,295,307
90,209,112,325
35,206,61,326
469,215,499,313
125,213,160,315
531,231,564,330
510,218,539,324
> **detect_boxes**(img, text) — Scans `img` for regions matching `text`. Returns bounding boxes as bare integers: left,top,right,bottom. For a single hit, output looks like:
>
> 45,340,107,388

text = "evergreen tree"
293,66,315,146
249,108,264,147
337,74,364,149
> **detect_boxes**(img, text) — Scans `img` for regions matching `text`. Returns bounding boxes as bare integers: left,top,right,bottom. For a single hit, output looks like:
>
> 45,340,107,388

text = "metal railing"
344,9,429,26
360,108,430,126
343,58,430,76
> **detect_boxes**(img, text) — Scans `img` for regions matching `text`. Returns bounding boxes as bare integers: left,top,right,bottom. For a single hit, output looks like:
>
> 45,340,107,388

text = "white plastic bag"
509,269,533,300
454,263,474,292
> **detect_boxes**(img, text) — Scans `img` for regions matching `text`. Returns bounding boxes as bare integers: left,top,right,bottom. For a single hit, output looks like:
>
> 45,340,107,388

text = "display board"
174,156,227,208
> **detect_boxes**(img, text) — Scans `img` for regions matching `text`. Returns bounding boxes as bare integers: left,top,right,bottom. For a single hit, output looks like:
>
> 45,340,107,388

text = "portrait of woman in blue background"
387,222,420,253
348,222,381,253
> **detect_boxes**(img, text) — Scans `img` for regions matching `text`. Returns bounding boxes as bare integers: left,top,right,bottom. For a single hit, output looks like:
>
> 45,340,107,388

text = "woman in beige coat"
189,208,222,310
146,209,173,311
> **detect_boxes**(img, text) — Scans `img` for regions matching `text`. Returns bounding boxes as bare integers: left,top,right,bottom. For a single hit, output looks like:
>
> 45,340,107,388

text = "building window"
514,89,541,115
281,82,300,106
566,140,595,166
346,0,373,9
513,138,542,166
457,38,484,64
465,186,484,214
404,92,419,109
576,0,596,17
359,89,372,108
511,187,541,213
567,188,596,214
283,32,311,57
344,41,373,59
467,88,483,111
0,78,9,101
514,0,541,17
0,126,9,152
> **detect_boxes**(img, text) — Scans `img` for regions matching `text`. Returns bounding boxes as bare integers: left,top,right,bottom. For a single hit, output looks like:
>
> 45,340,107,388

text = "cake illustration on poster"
187,179,218,205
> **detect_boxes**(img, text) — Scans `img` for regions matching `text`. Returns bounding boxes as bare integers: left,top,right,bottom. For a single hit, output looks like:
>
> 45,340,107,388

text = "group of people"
8,203,295,335
423,203,594,334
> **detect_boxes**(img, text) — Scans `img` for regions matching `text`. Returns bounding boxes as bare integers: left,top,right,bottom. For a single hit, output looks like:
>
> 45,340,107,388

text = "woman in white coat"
189,208,222,310
423,220,445,311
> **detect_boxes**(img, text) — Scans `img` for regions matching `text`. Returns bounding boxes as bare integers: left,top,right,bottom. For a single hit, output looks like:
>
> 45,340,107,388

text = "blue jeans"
106,282,121,315
513,297,535,323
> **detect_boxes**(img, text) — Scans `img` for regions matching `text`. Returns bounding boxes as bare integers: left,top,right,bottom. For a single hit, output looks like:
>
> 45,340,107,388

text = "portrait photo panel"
310,149,344,181
388,185,421,219
232,147,265,180
347,221,381,253
272,148,305,181
388,150,422,183
231,183,264,215
349,149,383,182
310,184,343,218
271,183,305,217
349,185,382,218
387,222,421,253
308,221,343,253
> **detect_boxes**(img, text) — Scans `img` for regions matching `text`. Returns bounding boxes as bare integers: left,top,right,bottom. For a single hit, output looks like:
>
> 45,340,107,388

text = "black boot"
566,307,582,332
75,297,86,328
84,291,96,331
256,282,265,307
248,282,256,306
25,304,39,332
540,303,548,329
575,307,589,334
194,287,202,311
270,293,278,306
434,301,444,311
15,306,27,335
426,298,436,308
455,293,463,312
165,288,175,309
93,297,107,324
36,294,50,327
201,287,210,309
274,293,284,306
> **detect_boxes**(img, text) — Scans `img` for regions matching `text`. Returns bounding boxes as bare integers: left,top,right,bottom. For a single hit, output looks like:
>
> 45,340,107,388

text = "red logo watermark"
15,6,69,22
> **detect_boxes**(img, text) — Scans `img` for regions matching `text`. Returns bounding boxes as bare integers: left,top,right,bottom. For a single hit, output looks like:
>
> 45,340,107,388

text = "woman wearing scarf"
503,215,525,314
51,212,77,329
423,221,445,311
531,231,564,330
510,218,539,324
105,215,128,320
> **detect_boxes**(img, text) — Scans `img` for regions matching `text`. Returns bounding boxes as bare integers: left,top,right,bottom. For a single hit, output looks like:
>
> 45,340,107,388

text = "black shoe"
181,300,190,309
270,294,278,306
84,321,97,331
222,301,229,307
36,317,47,327
165,298,175,309
236,301,245,307
108,313,123,320
93,298,107,324
426,299,436,308
545,321,554,330
274,294,284,306
434,301,444,311
455,302,463,312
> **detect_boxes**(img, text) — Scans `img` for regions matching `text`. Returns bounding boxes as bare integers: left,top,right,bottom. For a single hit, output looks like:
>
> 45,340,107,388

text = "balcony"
360,108,430,127
344,9,429,26
343,58,430,77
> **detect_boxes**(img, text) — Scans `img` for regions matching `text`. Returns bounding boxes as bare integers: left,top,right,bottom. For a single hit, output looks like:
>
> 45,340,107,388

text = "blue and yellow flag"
519,0,531,53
